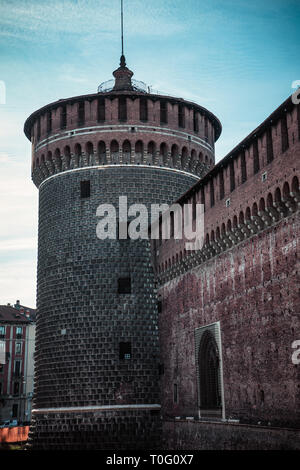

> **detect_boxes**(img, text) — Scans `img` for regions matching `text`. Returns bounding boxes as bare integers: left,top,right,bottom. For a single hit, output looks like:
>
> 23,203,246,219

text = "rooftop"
0,305,35,324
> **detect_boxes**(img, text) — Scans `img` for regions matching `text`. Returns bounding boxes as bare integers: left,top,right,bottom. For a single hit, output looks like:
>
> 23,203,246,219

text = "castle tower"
24,54,221,449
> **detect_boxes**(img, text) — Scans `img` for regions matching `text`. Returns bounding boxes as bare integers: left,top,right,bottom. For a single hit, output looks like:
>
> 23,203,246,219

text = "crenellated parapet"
25,86,221,187
152,95,300,282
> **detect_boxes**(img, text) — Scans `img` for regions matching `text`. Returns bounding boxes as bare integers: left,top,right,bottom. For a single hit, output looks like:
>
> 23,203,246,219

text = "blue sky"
0,0,299,307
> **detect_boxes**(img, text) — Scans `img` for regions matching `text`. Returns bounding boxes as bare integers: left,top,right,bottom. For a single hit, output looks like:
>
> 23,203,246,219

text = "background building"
0,302,36,425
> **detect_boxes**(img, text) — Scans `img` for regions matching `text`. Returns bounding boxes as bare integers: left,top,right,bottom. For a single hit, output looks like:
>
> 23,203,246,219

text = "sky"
0,0,299,308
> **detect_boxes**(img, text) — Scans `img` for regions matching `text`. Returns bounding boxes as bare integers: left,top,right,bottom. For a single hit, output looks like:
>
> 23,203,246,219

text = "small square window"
119,342,131,360
80,181,90,198
262,172,267,182
118,277,131,294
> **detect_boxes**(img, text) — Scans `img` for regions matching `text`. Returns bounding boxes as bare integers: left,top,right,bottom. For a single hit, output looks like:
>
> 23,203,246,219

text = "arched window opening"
181,147,188,169
86,141,93,156
64,146,71,168
160,142,168,165
148,141,156,156
74,143,82,167
54,148,62,171
239,211,244,225
135,140,143,164
283,182,290,198
122,140,131,163
252,202,258,216
267,193,273,208
291,176,299,193
198,331,221,411
171,144,178,167
98,141,106,164
189,149,197,172
259,198,265,212
245,207,251,221
111,140,119,163
275,187,281,203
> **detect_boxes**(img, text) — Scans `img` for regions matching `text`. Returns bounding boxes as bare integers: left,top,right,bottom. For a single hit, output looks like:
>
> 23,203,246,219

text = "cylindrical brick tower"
24,56,221,449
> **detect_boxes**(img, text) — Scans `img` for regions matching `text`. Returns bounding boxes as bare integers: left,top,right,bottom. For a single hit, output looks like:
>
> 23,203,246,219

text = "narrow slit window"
281,114,289,152
266,127,274,163
80,180,90,198
219,170,224,200
47,110,52,133
78,102,85,125
140,98,148,121
119,342,131,360
241,151,247,183
97,98,105,122
118,277,131,294
193,109,199,132
178,104,185,128
60,105,67,129
204,116,208,139
253,140,259,174
229,160,235,192
37,117,41,140
210,180,215,207
160,100,168,124
118,97,127,121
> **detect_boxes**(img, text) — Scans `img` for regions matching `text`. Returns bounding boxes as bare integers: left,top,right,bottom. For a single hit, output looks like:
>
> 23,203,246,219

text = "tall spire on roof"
120,0,126,66
113,0,134,91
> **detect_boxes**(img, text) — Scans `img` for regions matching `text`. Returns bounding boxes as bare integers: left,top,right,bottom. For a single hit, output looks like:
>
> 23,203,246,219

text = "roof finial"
120,0,126,67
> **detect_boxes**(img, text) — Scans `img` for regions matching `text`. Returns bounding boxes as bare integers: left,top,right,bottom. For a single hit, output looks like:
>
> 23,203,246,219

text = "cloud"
0,0,185,47
0,258,37,308
0,237,37,252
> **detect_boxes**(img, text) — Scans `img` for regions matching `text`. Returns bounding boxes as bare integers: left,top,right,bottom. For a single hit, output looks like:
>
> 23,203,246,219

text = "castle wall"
153,97,300,449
